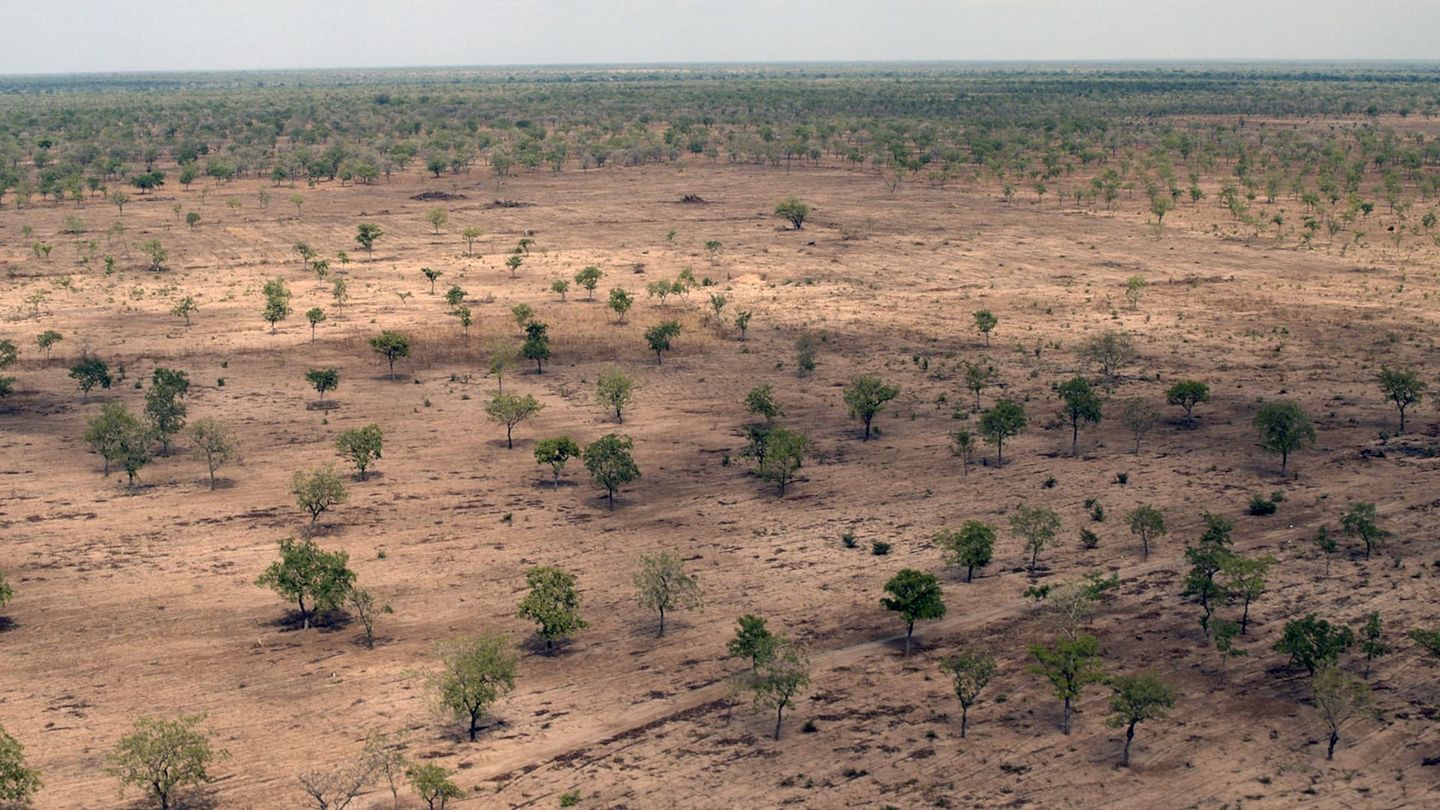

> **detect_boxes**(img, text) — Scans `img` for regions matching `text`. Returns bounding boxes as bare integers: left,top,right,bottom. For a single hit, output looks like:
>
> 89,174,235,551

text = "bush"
871,540,892,556
1248,494,1278,516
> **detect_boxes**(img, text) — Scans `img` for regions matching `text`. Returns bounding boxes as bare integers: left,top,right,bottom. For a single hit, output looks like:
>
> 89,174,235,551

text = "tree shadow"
530,478,578,491
0,616,17,634
306,400,341,411
267,609,353,634
520,635,579,657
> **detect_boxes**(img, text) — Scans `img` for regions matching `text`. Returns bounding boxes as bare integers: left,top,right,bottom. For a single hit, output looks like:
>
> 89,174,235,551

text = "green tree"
486,391,543,449
83,401,151,485
255,536,355,629
0,724,40,806
939,650,996,738
335,423,384,479
1377,367,1426,434
1124,504,1166,559
1124,276,1148,310
140,238,167,272
144,367,190,455
510,303,534,329
634,550,701,637
973,310,998,346
750,638,810,740
305,307,326,342
550,278,569,300
462,226,482,256
644,320,682,364
534,436,581,487
757,428,809,496
171,296,198,325
517,566,587,652
1011,505,1062,573
185,211,201,230
963,361,995,410
1106,673,1176,766
107,715,225,810
425,207,448,234
950,429,976,475
1182,523,1233,638
522,321,551,372
1055,376,1102,456
407,763,462,810
843,375,899,440
1165,380,1211,427
421,633,518,741
608,287,634,322
979,399,1027,464
289,466,349,527
727,614,778,672
774,196,810,229
574,265,603,299
1311,666,1373,761
1220,554,1274,634
69,356,112,401
1253,400,1314,474
584,433,640,510
1359,611,1389,678
1119,397,1159,452
1340,501,1387,559
595,370,636,423
1029,634,1104,734
937,521,995,582
1274,614,1355,676
881,569,946,655
261,277,292,333
745,384,783,422
35,329,62,360
305,368,339,402
355,222,382,260
369,331,411,381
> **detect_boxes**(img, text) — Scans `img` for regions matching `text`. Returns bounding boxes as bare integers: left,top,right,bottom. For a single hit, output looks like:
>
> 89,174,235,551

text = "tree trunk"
388,357,395,381
905,622,914,655
1123,723,1135,766
773,704,784,740
657,606,666,637
960,706,969,738
208,466,217,490
1062,697,1072,734
1240,599,1251,634
468,710,480,741
299,597,310,630
863,416,872,441
1072,421,1079,456
506,426,513,449
607,487,615,511
966,565,975,583
1327,729,1338,760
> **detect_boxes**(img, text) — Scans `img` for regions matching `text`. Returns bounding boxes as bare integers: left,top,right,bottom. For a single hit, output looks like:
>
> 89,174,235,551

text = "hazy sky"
4,0,1438,75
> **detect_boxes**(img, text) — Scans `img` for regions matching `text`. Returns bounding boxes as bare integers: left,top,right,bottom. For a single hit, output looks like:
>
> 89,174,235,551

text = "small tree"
510,303,534,329
451,305,473,337
608,287,634,322
305,368,339,402
1029,633,1104,734
596,370,636,423
261,277,292,333
774,196,810,229
1165,380,1211,427
355,222,382,260
144,367,190,455
1311,666,1373,760
1340,501,1386,559
1359,611,1389,678
745,384,784,422
881,569,946,655
979,399,1027,464
1120,397,1159,452
140,239,167,272
1125,504,1166,558
937,521,995,582
347,588,390,650
534,436,581,487
644,320,682,364
70,356,112,401
335,424,384,479
1220,554,1274,634
171,296,198,326
517,566,587,652
486,392,543,449
1124,276,1147,310
634,550,701,637
1055,376,1102,456
187,418,236,490
407,763,462,810
949,429,976,475
584,433,640,510
963,361,995,410
289,466,349,527
84,401,151,485
757,428,809,496
843,375,899,440
522,321,551,372
550,278,569,300
939,650,996,738
185,211,201,230
1377,367,1426,434
462,226,482,255
505,254,523,277
1274,614,1355,676
487,341,521,392
35,329,62,360
973,310,998,346
0,724,41,806
1106,673,1175,766
1011,505,1062,573
369,331,411,381
422,633,518,741
574,265,603,299
751,638,810,740
107,715,225,810
1253,400,1315,474
727,614,778,672
255,536,355,628
425,208,448,234
305,307,326,342
1080,330,1136,383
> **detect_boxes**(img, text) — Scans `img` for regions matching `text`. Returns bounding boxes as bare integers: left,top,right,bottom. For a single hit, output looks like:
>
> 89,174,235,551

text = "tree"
1055,376,1102,456
355,222,382,260
795,332,818,376
505,254,523,277
757,428,810,496
937,521,995,582
950,429,976,475
347,588,390,650
745,384,783,422
1080,330,1136,383
306,368,339,402
595,370,636,423
1274,614,1355,676
1359,611,1389,678
185,211,201,230
1377,367,1425,434
1125,504,1166,559
462,226,482,255
574,265,603,299
255,536,355,628
1124,276,1148,310
727,614,778,672
1011,505,1062,573
335,424,384,479
550,278,569,300
843,375,899,440
973,310,998,346
1182,516,1233,637
262,277,292,333
83,402,151,485
608,287,633,322
422,633,518,741
510,303,534,330
144,367,190,455
369,331,411,381
486,391,543,449
881,569,946,655
110,189,131,213
1106,673,1176,766
1212,618,1247,678
106,715,225,810
517,566,587,652
1311,666,1373,761
750,638,810,740
69,356,112,401
1253,400,1314,474
939,650,996,738
584,433,640,510
644,320,682,364
407,763,461,810
1165,380,1211,427
1120,397,1159,452
1341,501,1386,559
186,418,235,490
290,466,349,527
634,550,701,637
735,309,753,339
140,238,167,272
0,724,40,806
35,329,62,360
487,340,521,392
1219,554,1274,634
774,196,810,229
306,307,326,342
331,277,349,313
534,436,581,487
424,207,448,234
979,399,1026,464
1029,633,1104,734
963,361,995,409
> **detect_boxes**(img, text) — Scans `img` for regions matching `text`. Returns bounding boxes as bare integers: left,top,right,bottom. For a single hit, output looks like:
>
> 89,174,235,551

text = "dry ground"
3,153,1440,809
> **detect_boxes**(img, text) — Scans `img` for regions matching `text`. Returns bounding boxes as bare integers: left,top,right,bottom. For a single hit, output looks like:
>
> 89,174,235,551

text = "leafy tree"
1340,501,1387,559
634,550,701,637
522,321,551,372
171,296,198,325
331,277,349,313
262,277,292,333
1106,673,1175,766
727,614,778,672
505,254,523,277
1029,633,1104,734
83,402,152,485
1080,330,1136,383
511,303,534,329
1124,275,1147,310
255,536,355,629
979,399,1027,464
734,309,753,340
335,424,383,479
1010,505,1062,573
758,428,809,496
517,566,587,652
949,429,976,475
444,284,467,308
750,638,810,740
1055,376,1102,456
534,436,581,487
369,331,411,381
35,329,62,360
486,391,543,449
1314,525,1338,575
144,367,190,455
451,305,473,337
595,370,636,423
794,332,819,376
305,368,339,402
972,310,997,346
0,724,40,806
305,307,326,342
774,196,810,229
550,278,569,300
107,715,225,810
1377,367,1426,434
1253,400,1314,474
140,238,167,272
422,633,518,741
355,222,382,260
425,207,448,234
1165,380,1210,427
407,763,461,810
644,320,682,364
289,466,349,527
574,265,603,299
1219,554,1274,634
1359,611,1389,678
462,226,482,256
346,588,390,650
843,375,899,440
745,384,783,422
487,340,521,392
1274,614,1355,676
937,521,995,582
1213,618,1247,677
1119,397,1159,452
584,433,640,510
881,569,946,655
1124,504,1166,558
939,650,996,738
1182,531,1233,637
110,189,131,213
608,287,634,322
185,211,201,230
1311,666,1373,760
69,356,112,401
963,361,995,409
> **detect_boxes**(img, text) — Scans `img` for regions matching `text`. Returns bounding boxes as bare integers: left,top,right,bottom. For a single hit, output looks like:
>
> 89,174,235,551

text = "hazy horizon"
4,0,1438,76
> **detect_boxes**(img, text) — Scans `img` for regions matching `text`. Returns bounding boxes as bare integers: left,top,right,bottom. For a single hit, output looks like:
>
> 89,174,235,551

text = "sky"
3,0,1438,75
